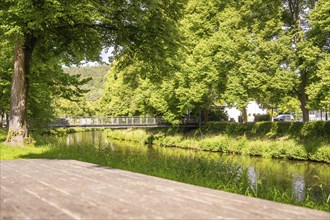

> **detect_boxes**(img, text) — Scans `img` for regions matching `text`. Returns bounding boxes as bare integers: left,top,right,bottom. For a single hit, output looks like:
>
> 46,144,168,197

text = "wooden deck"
1,159,329,219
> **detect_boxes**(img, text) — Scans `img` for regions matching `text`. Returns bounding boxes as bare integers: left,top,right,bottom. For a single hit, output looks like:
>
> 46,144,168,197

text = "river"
60,131,330,211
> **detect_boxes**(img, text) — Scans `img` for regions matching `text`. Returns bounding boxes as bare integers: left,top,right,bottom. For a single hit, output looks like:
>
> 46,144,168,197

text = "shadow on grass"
0,128,7,142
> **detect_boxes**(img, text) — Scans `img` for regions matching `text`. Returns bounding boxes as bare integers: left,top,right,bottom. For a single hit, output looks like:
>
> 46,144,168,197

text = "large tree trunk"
5,34,36,146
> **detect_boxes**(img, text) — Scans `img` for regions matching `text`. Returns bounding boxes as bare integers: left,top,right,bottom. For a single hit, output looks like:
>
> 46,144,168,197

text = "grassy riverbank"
0,130,48,160
104,122,330,163
0,128,104,160
0,129,329,211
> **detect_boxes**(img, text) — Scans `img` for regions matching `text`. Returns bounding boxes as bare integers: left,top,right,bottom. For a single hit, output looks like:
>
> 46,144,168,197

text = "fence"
52,116,199,128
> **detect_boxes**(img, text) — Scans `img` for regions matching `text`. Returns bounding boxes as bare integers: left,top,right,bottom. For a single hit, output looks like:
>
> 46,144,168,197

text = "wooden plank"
1,159,329,219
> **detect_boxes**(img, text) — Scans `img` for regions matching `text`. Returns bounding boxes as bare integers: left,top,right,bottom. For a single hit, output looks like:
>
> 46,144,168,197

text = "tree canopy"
0,0,186,145
1,0,329,145
98,0,329,123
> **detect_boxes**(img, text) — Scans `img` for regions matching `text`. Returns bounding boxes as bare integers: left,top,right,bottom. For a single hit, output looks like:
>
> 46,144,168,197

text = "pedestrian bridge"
52,116,199,128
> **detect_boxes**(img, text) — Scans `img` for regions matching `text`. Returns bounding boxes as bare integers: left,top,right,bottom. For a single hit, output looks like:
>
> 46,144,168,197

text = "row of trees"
99,0,330,123
1,0,329,145
0,0,186,145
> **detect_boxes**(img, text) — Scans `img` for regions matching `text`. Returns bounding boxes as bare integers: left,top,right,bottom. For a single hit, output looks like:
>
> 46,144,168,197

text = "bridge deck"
50,116,200,129
1,159,328,219
51,124,199,129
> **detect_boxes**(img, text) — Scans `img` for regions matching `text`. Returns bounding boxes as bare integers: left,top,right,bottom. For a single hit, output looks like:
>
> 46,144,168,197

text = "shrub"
200,139,220,151
270,122,291,137
301,121,330,139
208,109,228,122
266,143,287,159
285,144,308,160
288,122,304,137
204,122,229,134
309,146,330,163
227,123,248,136
179,139,199,149
254,114,271,122
242,143,264,156
202,121,330,139
158,135,183,147
228,136,248,153
251,122,272,136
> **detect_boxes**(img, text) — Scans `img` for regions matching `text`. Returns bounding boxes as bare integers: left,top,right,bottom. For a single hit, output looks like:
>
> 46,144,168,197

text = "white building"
309,110,329,121
225,102,329,122
225,101,268,122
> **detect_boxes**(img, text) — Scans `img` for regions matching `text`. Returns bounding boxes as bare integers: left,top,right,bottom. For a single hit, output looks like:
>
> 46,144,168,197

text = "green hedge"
254,114,271,122
202,121,330,139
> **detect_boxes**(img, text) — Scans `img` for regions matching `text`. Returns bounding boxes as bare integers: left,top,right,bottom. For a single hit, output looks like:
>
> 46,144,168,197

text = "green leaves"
307,53,330,108
1,0,188,128
0,39,13,115
99,0,330,122
2,0,327,124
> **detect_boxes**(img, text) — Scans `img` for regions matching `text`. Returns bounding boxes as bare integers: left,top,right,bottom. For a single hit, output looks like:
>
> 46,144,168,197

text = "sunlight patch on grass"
0,129,53,160
0,143,51,160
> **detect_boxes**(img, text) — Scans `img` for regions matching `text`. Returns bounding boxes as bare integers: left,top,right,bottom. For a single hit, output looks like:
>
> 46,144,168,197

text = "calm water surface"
63,131,330,210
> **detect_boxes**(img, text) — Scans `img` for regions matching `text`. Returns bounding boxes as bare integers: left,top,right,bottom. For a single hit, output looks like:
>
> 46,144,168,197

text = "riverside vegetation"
2,0,330,145
105,121,330,163
1,129,329,211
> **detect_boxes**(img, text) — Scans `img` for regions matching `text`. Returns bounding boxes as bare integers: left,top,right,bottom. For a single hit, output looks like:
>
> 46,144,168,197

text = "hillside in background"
63,65,110,102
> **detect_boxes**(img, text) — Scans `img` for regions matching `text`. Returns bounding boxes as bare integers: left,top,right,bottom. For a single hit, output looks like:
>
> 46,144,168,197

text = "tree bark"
6,113,9,128
0,113,3,128
299,96,309,122
298,71,309,122
5,34,36,146
202,108,209,123
288,0,310,122
241,107,248,123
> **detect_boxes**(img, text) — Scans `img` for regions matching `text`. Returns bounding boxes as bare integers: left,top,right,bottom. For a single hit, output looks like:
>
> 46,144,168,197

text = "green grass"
0,144,51,160
0,129,329,211
0,128,106,160
0,129,7,142
105,129,330,163
0,129,51,160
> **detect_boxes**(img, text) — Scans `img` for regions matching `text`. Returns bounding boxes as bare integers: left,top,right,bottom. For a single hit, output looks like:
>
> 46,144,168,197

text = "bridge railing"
52,116,199,128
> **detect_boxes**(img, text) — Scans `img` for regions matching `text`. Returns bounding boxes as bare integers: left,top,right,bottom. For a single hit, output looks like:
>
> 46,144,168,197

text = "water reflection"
247,166,258,192
292,174,305,202
65,131,107,146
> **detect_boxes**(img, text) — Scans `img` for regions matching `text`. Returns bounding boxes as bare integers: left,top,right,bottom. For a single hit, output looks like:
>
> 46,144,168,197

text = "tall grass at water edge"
104,129,330,163
1,132,329,212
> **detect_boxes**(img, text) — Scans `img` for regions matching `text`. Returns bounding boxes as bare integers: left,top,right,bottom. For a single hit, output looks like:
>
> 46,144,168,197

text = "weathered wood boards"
1,159,329,219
